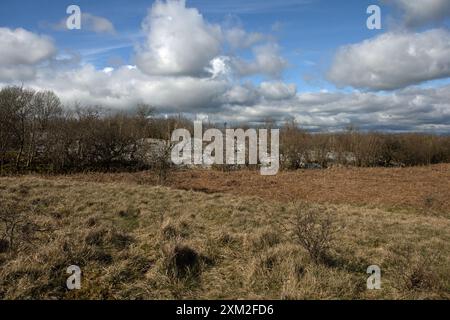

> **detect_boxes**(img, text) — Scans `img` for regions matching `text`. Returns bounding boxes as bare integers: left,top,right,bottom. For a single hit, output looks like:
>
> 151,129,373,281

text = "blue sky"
0,0,450,132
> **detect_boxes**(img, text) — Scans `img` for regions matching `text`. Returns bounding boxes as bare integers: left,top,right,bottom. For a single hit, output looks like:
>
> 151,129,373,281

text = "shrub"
0,202,39,252
389,246,442,292
291,205,337,264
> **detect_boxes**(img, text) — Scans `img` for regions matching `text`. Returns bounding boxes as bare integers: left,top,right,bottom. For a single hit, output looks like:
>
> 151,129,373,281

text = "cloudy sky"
0,0,450,132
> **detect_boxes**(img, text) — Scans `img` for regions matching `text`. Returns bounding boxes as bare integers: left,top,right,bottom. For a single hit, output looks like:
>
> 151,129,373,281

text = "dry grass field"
0,165,449,300
64,164,450,215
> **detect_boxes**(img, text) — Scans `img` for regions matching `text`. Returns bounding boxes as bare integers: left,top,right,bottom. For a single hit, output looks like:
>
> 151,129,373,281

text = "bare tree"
26,91,63,169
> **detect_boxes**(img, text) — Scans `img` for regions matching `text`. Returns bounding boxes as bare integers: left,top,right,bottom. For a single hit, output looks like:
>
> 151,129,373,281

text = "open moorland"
0,165,449,300
62,164,450,215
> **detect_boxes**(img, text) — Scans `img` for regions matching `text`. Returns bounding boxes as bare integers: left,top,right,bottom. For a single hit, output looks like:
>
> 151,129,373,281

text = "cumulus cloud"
21,64,229,113
328,29,450,91
219,84,450,132
49,13,116,34
0,28,56,81
135,0,222,77
231,43,288,78
206,56,232,79
225,27,265,49
27,69,288,115
222,84,259,105
134,0,286,79
4,57,449,132
0,1,290,110
82,13,116,34
259,81,297,100
385,0,450,27
0,28,56,65
219,81,296,106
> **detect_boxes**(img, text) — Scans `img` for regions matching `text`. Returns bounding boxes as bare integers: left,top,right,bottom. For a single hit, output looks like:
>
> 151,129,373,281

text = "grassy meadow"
0,168,449,300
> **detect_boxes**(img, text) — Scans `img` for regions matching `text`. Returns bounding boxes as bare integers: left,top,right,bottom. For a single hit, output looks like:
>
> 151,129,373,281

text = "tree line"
0,86,188,174
1,86,449,174
280,121,450,169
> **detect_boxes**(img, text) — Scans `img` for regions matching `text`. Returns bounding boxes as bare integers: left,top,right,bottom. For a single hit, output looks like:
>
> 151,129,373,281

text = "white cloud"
385,0,450,27
134,0,287,79
4,58,450,132
0,65,37,82
0,28,56,81
231,43,288,78
0,28,55,65
259,81,297,100
82,13,116,34
222,84,258,105
22,64,229,112
219,85,450,132
225,27,265,49
328,29,450,90
135,0,222,77
49,13,116,34
0,1,290,111
206,56,232,79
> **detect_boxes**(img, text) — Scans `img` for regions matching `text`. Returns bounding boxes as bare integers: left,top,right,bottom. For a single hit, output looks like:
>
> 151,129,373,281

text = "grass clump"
388,245,446,297
163,243,202,280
